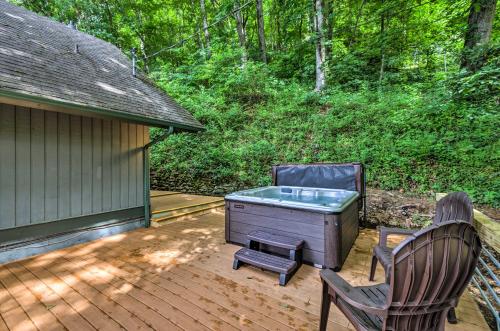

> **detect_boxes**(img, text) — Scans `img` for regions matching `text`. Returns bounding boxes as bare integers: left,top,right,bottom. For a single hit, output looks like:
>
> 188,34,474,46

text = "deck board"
0,315,8,331
0,207,489,330
14,262,123,331
0,266,65,331
0,275,38,331
4,263,97,331
22,256,154,330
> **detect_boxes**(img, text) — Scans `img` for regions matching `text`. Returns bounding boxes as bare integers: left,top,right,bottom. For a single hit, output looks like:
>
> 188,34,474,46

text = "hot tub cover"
272,163,366,219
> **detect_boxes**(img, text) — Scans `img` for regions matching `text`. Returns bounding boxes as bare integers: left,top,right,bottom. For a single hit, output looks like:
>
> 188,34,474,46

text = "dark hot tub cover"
272,163,366,219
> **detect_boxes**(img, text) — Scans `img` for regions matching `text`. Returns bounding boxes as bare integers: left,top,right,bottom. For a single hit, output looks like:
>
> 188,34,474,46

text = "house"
0,0,203,263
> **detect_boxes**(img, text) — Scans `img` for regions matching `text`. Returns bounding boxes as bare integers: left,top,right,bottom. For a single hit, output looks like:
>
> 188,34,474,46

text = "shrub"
150,59,500,207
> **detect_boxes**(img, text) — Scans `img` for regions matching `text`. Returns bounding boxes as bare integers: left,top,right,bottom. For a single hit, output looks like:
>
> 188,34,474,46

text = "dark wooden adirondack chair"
369,191,474,280
368,191,473,323
319,220,481,331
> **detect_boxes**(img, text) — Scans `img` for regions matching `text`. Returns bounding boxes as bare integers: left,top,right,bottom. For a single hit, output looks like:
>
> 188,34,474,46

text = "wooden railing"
473,209,500,253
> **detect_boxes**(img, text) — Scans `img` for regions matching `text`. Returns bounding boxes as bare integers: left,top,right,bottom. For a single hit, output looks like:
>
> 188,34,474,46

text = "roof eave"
0,89,204,132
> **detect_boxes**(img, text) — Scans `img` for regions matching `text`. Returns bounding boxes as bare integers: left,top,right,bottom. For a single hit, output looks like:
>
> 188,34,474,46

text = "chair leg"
320,281,331,331
369,254,378,281
447,308,458,324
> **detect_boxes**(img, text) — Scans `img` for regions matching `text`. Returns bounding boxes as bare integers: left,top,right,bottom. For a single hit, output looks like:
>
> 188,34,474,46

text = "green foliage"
151,57,500,206
452,42,500,104
13,0,498,206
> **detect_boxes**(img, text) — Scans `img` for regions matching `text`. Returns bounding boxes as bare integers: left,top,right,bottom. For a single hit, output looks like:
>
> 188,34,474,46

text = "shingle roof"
0,1,203,130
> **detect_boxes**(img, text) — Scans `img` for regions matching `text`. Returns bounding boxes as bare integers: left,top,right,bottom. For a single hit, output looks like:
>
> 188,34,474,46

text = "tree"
378,0,386,86
234,0,248,65
324,0,333,59
349,0,365,48
132,12,150,73
16,0,495,88
462,0,497,71
191,0,206,52
313,0,326,91
256,0,267,63
200,0,211,59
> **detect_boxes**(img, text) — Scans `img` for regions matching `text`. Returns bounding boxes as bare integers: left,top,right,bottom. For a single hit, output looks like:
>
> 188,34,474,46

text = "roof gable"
0,0,203,130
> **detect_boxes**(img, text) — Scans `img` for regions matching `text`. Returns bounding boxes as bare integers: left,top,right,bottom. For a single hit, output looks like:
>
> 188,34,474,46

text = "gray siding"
0,103,149,230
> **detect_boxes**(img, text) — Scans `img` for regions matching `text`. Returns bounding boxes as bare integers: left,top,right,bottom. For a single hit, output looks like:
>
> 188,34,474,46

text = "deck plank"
25,257,163,331
0,277,38,331
39,220,318,331
0,266,65,331
92,253,263,331
177,264,320,328
64,247,294,331
0,315,8,331
75,256,239,331
15,261,123,331
4,264,96,330
61,250,263,331
22,256,156,331
69,262,208,331
51,214,351,330
69,264,189,331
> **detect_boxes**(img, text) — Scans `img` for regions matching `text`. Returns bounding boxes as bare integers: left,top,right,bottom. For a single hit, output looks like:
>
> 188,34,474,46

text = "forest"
12,0,499,206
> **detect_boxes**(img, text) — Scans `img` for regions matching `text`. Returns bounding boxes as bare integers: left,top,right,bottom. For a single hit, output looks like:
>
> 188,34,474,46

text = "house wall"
0,103,149,231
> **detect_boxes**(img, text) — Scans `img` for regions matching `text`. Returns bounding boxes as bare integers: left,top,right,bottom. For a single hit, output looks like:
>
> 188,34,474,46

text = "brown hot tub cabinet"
225,186,360,270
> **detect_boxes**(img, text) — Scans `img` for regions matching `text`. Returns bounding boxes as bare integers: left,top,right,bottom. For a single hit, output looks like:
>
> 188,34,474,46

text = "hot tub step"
233,248,298,286
247,230,304,250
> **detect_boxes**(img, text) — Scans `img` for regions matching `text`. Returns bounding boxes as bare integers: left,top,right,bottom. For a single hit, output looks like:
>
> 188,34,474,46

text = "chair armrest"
378,226,417,247
320,269,387,315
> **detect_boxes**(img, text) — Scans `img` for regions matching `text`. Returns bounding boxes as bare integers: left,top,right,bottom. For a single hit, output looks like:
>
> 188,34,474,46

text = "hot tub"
225,186,360,270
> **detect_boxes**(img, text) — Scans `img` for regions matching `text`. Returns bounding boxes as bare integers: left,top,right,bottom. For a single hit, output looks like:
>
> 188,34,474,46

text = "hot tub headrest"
272,163,365,197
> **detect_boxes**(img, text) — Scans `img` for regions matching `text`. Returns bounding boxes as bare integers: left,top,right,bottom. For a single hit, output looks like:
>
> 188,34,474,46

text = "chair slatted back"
385,221,481,330
434,192,474,224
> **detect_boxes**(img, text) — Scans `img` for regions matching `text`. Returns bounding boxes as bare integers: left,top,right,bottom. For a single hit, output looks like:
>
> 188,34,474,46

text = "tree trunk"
276,13,282,50
256,0,267,63
139,37,149,73
443,49,447,72
378,0,385,86
191,0,205,52
200,0,211,59
324,0,333,59
314,0,326,92
461,0,497,71
234,0,247,65
349,0,366,48
103,1,118,40
132,13,149,73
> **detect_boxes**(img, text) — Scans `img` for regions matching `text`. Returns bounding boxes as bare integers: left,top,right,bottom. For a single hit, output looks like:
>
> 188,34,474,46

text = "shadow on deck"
0,193,489,331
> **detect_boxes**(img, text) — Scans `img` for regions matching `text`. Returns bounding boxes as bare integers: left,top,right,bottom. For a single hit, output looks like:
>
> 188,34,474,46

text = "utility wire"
143,0,252,60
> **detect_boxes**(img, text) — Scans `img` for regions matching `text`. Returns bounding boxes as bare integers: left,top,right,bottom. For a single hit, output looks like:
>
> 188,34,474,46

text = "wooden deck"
150,192,223,213
0,210,489,330
150,192,224,224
